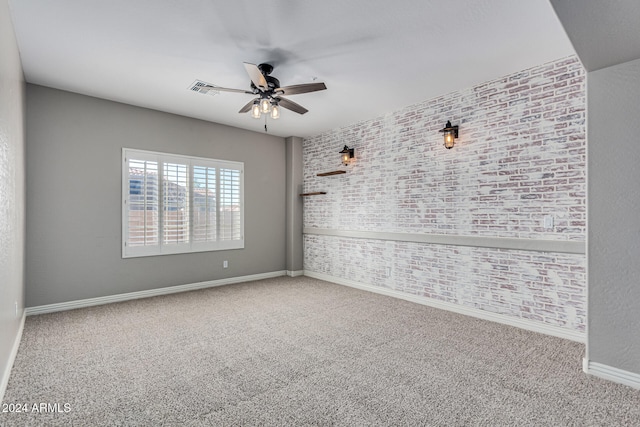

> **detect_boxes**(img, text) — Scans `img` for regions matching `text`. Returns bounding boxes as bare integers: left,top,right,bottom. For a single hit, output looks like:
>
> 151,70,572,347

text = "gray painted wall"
587,59,640,374
0,0,26,395
26,85,286,307
551,0,640,380
285,137,303,273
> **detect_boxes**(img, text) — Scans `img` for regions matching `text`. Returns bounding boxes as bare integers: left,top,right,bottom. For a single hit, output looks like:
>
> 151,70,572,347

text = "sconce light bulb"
440,121,458,149
444,132,455,149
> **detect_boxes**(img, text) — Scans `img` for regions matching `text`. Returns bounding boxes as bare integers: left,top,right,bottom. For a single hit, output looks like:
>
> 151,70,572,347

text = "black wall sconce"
439,120,459,149
339,145,355,165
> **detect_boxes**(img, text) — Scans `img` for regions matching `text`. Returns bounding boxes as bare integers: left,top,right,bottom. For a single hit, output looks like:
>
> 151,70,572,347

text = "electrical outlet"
15,301,18,318
385,267,391,278
223,260,228,268
544,215,554,229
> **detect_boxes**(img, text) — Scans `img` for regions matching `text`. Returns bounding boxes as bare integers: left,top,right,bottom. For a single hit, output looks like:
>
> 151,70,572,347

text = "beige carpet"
1,276,639,426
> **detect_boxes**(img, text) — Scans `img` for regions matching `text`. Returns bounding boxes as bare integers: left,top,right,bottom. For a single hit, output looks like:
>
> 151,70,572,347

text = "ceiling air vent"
188,80,220,96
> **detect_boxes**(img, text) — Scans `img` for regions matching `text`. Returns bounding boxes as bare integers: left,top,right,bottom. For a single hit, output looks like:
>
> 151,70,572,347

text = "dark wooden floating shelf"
300,192,327,197
317,170,346,177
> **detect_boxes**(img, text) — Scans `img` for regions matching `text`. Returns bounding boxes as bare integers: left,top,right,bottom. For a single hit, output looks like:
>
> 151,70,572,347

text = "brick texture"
303,56,586,332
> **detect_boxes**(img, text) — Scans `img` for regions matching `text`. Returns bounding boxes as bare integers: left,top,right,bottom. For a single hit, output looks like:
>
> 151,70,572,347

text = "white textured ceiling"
8,0,575,138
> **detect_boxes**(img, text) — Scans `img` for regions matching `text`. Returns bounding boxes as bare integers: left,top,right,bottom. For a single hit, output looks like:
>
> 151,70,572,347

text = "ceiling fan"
200,62,327,120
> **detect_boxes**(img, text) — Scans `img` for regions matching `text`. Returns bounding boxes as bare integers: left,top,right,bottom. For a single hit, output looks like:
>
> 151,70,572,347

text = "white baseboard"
583,358,640,390
26,271,287,316
0,312,26,404
304,270,586,343
287,270,304,277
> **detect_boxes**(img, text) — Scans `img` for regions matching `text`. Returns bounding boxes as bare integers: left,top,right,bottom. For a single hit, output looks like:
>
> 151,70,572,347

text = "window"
122,148,244,258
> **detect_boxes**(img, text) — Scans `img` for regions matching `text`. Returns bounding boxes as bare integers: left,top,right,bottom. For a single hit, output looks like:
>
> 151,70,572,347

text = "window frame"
122,148,244,258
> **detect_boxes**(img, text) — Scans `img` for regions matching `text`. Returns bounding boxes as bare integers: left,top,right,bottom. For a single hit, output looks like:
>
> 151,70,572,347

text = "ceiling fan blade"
276,82,327,96
213,86,255,94
239,98,259,113
243,62,268,91
277,97,309,115
193,83,253,95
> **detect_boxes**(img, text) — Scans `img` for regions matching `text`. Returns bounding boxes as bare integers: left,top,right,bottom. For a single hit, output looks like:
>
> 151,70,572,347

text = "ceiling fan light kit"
260,98,271,114
270,103,280,119
250,100,261,119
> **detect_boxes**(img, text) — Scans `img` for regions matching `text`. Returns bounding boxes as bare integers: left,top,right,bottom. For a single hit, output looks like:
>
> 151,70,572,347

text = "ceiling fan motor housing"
257,63,274,75
250,64,280,92
251,75,280,92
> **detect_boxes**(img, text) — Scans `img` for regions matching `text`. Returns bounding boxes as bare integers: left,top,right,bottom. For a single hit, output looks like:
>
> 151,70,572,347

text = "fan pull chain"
264,115,268,132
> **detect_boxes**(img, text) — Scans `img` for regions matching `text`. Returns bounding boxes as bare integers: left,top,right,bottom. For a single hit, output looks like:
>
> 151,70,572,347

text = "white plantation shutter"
219,167,242,242
192,165,217,243
126,157,159,249
162,161,190,246
123,149,243,258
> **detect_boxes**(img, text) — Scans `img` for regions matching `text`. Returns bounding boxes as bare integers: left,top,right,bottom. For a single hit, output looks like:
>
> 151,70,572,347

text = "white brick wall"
303,56,586,332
